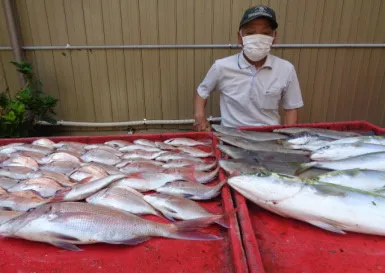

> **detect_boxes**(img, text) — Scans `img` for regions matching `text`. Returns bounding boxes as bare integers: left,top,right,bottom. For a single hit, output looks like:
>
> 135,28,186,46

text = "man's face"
238,18,277,45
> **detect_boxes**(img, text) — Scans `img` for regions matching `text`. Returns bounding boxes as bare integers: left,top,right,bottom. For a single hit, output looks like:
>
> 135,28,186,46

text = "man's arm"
193,63,219,131
284,108,299,125
194,92,210,131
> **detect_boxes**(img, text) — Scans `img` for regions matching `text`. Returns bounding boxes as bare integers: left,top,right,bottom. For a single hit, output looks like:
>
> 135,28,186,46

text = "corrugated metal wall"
1,0,385,131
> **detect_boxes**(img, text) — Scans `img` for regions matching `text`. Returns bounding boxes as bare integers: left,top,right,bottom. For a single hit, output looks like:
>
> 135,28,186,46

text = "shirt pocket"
261,87,283,110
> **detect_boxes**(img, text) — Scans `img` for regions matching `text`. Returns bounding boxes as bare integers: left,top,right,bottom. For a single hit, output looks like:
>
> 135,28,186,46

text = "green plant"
0,61,58,138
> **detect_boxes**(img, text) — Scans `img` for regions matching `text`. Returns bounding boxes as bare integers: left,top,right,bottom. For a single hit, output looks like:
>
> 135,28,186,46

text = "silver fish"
0,202,223,251
122,151,166,160
212,124,287,142
328,136,385,146
315,169,385,192
119,144,161,152
311,143,385,161
175,145,214,158
0,167,40,180
53,141,86,150
163,166,220,184
8,177,65,198
273,127,361,140
32,138,56,149
39,152,81,164
218,135,310,155
2,156,39,170
86,186,161,217
219,159,265,175
155,152,204,162
0,177,19,190
162,159,217,171
164,138,212,147
119,162,164,174
116,159,163,168
55,174,126,201
154,141,177,150
14,144,53,155
84,145,123,156
104,140,132,148
0,190,51,211
156,180,227,200
133,139,157,147
0,143,24,154
38,170,76,187
144,193,228,227
228,171,385,236
0,210,24,225
112,173,183,192
39,161,81,175
297,152,385,174
81,149,121,166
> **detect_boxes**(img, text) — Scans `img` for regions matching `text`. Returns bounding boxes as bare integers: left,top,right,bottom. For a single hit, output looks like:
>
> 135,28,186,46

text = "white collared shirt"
197,52,304,128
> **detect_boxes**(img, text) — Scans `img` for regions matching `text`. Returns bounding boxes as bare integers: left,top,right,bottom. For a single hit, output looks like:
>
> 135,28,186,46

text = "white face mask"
241,34,274,62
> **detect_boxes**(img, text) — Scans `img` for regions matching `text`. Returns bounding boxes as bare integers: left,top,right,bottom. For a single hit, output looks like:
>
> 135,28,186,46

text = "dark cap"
239,5,278,30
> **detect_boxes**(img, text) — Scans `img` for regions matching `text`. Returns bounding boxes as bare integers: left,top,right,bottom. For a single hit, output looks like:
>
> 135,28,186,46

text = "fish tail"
295,162,318,175
50,188,71,202
168,215,225,241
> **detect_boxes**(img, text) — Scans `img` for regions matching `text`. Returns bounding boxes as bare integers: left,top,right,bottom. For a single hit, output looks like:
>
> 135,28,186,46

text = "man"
194,5,304,131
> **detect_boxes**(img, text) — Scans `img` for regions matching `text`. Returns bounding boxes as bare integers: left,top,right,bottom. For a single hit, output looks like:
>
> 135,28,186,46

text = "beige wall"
1,0,385,131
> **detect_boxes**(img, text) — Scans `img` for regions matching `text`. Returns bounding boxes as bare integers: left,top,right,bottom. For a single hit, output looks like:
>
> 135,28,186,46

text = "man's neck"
243,52,267,69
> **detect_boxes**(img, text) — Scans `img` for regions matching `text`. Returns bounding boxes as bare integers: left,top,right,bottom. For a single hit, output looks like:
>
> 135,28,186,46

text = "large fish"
143,193,228,227
0,202,223,251
86,186,161,217
297,152,385,174
314,169,385,192
54,174,126,201
228,171,385,236
212,124,287,142
218,135,310,155
156,180,227,200
311,143,385,161
273,127,361,140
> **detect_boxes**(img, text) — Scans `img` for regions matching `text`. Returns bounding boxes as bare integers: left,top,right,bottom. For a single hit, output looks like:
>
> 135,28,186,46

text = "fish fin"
51,241,83,252
78,176,93,184
169,216,223,240
162,213,177,222
50,233,82,242
313,184,347,197
50,188,71,202
295,162,318,175
182,193,195,199
215,218,230,229
106,237,151,246
308,219,347,234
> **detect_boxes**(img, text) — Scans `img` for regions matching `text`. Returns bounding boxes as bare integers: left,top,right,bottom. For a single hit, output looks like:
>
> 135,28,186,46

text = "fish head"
228,172,303,203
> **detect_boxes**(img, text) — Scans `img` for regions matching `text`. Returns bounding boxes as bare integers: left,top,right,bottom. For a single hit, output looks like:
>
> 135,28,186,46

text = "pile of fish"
0,137,229,251
214,124,385,236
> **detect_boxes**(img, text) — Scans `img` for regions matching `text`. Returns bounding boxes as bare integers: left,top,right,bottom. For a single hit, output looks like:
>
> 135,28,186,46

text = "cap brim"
239,15,278,30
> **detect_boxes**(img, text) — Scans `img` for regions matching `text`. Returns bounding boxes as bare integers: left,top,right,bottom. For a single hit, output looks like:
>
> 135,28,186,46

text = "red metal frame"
0,132,248,273
232,121,385,273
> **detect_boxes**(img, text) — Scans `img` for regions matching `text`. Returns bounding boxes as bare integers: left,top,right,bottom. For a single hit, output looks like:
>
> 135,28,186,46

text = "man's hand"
284,108,299,125
194,115,211,131
194,91,211,131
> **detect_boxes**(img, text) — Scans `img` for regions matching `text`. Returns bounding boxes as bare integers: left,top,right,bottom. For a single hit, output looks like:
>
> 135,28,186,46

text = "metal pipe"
1,43,385,51
37,117,222,128
2,0,25,85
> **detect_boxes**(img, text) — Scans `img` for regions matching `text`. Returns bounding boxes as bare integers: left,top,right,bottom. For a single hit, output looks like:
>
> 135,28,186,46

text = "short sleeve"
282,66,304,110
197,62,219,99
